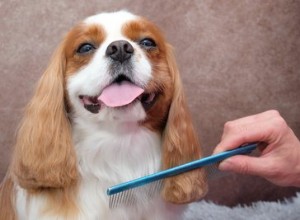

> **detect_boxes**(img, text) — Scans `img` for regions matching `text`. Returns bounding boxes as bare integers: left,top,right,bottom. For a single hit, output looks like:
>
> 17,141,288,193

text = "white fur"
67,10,152,121
15,11,185,219
16,122,183,219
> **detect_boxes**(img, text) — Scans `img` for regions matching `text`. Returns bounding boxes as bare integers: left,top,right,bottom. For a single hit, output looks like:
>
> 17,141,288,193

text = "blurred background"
0,0,299,206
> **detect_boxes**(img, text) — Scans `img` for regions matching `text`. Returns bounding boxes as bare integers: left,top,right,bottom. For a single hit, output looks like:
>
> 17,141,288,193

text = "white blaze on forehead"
84,11,137,38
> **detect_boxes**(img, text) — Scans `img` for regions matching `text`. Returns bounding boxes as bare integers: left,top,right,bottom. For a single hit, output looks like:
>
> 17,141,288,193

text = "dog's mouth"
79,77,158,114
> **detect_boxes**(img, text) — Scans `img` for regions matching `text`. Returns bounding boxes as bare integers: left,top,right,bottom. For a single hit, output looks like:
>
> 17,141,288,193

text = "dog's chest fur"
16,120,184,219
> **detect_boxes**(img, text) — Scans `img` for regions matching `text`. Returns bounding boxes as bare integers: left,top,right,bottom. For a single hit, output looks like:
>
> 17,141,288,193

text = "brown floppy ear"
11,43,78,190
161,44,208,203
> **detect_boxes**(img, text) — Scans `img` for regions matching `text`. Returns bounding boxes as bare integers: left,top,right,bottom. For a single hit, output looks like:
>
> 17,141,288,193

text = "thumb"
218,155,267,176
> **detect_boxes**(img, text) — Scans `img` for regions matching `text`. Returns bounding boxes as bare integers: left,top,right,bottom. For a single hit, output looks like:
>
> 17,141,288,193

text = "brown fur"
2,22,105,219
160,45,208,203
64,24,106,76
0,15,207,218
0,174,16,220
11,43,78,190
123,18,173,131
124,18,208,203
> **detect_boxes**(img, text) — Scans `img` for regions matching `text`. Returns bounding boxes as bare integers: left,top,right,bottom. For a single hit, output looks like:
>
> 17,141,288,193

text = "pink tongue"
98,81,144,107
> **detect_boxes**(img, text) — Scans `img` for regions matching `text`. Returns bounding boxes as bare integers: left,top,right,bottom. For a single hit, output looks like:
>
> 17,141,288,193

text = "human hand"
213,110,300,187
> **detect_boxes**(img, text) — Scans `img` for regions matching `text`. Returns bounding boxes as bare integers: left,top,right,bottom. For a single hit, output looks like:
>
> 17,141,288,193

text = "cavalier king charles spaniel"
0,10,207,220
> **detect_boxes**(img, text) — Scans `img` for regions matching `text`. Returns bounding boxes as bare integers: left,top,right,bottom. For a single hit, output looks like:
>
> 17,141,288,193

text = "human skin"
214,110,300,187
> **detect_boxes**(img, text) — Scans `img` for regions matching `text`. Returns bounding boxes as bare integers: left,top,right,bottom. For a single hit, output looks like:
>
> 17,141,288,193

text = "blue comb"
107,142,257,208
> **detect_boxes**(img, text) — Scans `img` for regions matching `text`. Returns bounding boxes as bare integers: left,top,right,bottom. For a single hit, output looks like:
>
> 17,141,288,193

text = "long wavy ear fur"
11,44,77,190
0,174,16,220
161,45,208,203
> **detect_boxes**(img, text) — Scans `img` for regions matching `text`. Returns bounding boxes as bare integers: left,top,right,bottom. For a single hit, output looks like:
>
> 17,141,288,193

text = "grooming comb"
107,142,258,208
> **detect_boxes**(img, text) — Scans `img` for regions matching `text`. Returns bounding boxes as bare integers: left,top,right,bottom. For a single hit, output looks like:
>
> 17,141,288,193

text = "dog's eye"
77,43,96,54
139,38,156,49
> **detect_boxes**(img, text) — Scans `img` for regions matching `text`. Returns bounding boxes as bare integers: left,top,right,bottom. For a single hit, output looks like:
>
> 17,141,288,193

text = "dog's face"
64,11,173,130
12,11,207,204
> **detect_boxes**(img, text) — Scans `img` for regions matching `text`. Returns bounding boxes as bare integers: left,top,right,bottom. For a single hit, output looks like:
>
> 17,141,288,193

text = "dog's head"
12,11,207,203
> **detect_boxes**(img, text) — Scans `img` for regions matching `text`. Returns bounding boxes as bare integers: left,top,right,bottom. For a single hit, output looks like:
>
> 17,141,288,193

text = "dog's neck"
71,116,162,186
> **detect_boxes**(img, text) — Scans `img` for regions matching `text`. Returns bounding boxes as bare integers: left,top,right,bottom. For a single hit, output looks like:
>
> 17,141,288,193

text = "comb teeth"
109,180,163,209
108,165,227,209
107,143,258,209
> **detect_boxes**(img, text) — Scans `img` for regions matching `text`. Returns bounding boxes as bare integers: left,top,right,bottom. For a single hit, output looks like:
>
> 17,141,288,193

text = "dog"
0,10,207,220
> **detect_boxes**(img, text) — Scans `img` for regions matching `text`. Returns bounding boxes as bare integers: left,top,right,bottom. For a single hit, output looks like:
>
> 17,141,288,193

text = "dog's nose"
106,40,134,63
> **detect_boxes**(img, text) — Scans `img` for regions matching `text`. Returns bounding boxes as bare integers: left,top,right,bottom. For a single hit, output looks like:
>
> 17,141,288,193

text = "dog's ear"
161,44,208,203
12,43,78,190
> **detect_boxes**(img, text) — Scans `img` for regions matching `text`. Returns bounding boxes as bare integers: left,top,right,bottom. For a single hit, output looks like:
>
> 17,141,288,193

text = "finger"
218,155,269,176
214,111,285,154
214,122,268,154
224,110,281,131
220,110,281,142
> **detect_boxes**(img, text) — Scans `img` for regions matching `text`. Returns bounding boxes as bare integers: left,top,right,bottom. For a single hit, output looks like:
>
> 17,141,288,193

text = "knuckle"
273,115,288,130
265,115,289,142
224,121,235,131
267,109,280,117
